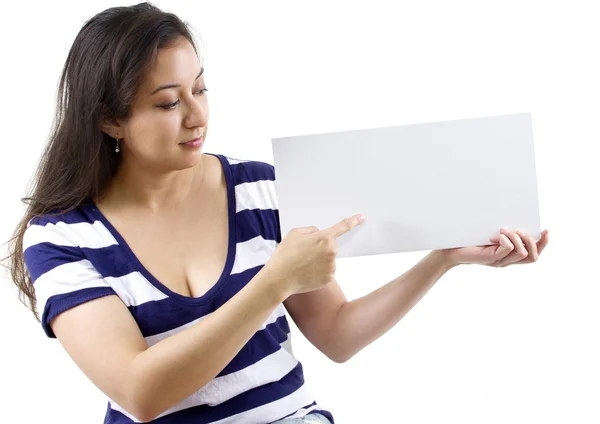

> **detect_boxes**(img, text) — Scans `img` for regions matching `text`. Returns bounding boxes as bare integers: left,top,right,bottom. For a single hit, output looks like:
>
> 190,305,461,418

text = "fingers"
490,227,549,267
495,233,526,267
496,231,531,267
517,230,538,262
500,228,528,258
537,229,550,255
495,233,515,260
495,228,548,267
294,226,320,235
325,214,366,239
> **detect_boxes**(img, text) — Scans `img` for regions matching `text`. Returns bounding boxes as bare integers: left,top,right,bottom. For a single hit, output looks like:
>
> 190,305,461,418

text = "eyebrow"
150,67,204,96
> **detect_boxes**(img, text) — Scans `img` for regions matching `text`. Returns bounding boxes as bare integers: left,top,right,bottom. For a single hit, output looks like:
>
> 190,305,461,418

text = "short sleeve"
261,162,282,244
23,221,117,338
269,164,283,244
228,157,282,245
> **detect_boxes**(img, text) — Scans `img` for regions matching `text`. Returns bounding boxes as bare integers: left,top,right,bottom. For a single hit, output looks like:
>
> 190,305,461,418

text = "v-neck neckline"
88,153,237,305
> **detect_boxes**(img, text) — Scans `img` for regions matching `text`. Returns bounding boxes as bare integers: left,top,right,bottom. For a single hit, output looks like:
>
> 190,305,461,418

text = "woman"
5,3,549,423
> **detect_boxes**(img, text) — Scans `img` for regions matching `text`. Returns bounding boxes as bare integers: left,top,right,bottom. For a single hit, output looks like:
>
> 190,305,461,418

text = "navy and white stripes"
22,154,333,424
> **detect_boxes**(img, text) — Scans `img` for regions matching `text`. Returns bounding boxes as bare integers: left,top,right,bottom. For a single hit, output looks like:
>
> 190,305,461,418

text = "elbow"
124,362,213,421
123,382,164,422
122,395,158,423
329,351,354,364
126,399,162,423
320,333,356,364
324,345,355,364
130,409,156,424
329,353,350,364
133,405,160,423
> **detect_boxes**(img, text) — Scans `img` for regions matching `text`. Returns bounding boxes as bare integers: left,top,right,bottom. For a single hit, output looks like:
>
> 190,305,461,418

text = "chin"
180,149,205,169
156,150,200,171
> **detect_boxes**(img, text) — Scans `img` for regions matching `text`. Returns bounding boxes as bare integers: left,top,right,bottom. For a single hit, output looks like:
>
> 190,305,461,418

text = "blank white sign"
271,113,541,258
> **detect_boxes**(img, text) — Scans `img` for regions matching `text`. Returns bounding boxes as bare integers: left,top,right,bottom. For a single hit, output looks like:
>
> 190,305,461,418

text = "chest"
105,192,229,299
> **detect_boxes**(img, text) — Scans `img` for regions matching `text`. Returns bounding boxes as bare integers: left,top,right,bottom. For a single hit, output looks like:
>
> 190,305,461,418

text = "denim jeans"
272,412,332,423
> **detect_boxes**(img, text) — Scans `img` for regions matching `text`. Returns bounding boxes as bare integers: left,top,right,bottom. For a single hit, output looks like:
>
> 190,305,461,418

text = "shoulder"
215,154,276,184
25,206,94,246
23,204,120,285
23,206,118,337
23,206,99,276
214,155,280,222
25,204,105,251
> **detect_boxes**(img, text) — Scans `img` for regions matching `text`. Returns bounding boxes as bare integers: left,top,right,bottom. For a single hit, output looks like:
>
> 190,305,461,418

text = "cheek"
128,112,180,151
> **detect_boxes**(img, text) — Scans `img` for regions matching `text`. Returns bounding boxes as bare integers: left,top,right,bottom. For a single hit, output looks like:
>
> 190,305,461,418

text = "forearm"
127,269,285,420
328,250,457,362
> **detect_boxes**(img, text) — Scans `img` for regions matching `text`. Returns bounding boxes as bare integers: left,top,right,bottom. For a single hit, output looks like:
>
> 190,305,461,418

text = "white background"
1,1,598,423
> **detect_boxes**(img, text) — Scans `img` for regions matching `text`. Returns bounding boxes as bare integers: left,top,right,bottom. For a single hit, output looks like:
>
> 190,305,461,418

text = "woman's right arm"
45,214,364,421
51,270,285,422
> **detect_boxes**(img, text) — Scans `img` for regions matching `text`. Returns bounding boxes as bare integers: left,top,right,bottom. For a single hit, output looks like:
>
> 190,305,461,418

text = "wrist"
430,249,460,271
255,266,292,304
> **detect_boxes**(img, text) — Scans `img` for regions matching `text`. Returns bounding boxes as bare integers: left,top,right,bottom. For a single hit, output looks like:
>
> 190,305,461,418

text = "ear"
98,111,123,139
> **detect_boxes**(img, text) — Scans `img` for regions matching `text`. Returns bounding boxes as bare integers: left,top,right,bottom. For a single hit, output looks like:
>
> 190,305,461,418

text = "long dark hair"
2,2,201,320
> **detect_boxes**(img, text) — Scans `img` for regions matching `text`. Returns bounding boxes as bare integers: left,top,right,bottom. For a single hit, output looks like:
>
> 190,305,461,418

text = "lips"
180,135,204,148
183,134,204,144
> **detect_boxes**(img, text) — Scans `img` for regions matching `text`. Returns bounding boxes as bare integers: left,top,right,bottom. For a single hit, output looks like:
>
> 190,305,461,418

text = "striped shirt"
23,154,334,424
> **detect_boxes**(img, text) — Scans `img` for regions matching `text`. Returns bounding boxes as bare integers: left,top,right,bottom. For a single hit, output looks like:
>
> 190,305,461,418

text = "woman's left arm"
284,250,454,363
284,228,549,363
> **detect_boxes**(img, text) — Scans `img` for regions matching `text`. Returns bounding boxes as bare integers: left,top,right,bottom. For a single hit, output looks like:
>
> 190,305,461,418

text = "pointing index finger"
324,214,366,238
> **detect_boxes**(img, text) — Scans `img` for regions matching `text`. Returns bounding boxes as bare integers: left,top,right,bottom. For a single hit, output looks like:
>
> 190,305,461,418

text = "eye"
158,87,209,110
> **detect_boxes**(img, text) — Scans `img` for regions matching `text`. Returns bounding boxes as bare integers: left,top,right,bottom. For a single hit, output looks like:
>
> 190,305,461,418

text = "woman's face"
113,37,209,172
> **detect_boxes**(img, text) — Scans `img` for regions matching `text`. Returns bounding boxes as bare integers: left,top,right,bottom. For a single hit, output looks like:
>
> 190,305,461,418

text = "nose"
183,95,208,129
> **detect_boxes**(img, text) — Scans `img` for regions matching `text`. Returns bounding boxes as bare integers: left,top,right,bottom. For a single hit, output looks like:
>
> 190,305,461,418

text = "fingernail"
359,215,366,222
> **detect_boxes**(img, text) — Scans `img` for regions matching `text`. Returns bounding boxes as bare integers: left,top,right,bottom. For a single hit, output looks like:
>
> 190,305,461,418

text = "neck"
101,154,208,213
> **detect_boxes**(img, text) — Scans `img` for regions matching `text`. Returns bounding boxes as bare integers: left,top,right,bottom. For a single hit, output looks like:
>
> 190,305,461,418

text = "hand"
261,214,366,296
441,228,550,268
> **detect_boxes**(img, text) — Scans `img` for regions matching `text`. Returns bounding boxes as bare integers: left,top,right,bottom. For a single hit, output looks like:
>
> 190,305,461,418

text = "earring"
115,137,120,153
